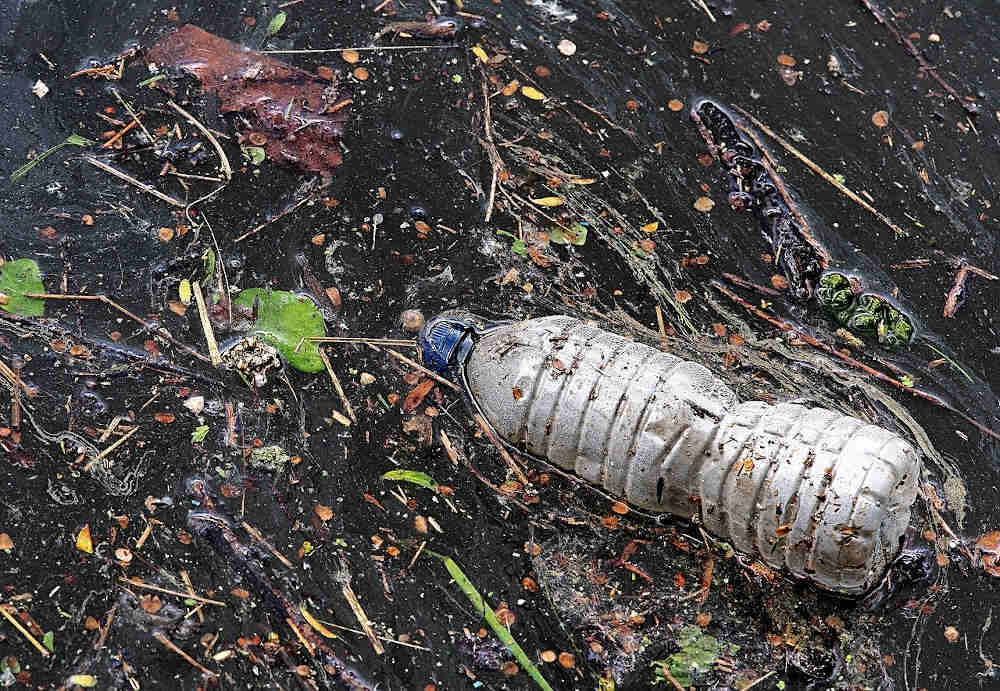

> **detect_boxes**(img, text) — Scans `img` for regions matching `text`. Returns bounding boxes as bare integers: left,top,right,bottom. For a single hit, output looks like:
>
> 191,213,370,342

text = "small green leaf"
832,173,846,185
382,469,438,491
900,374,915,388
243,146,266,165
0,258,46,316
548,223,587,246
202,248,216,284
233,289,327,372
191,425,209,443
68,675,98,688
267,11,287,35
511,239,528,256
42,630,55,652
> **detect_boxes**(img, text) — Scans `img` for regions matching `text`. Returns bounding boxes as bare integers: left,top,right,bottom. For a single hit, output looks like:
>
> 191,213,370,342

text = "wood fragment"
192,281,222,365
120,577,227,606
135,521,154,550
655,305,667,340
721,272,781,296
241,521,294,568
342,582,385,655
475,414,531,486
711,280,1000,441
286,616,316,656
0,604,50,657
168,100,232,181
943,263,997,318
319,347,357,423
83,426,138,471
83,156,187,208
692,0,716,22
94,604,116,650
100,117,140,149
730,106,909,238
180,570,205,623
153,630,218,677
742,671,777,690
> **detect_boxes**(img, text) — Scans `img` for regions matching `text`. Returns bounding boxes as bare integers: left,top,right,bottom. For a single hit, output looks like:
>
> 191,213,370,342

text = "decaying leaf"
76,524,94,554
147,25,351,179
403,379,434,412
401,414,434,446
521,85,546,101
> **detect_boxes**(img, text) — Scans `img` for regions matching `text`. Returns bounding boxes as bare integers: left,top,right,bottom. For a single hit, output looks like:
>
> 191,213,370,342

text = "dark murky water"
1,0,998,689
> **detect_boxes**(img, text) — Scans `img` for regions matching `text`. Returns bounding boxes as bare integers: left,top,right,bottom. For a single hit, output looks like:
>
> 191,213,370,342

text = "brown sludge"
147,24,352,178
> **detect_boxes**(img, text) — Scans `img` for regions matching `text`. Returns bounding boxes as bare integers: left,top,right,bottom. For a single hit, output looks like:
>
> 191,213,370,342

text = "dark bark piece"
148,24,351,179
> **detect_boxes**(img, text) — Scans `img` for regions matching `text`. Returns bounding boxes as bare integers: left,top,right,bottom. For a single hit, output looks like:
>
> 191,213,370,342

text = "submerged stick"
318,347,357,423
120,578,227,606
153,630,218,677
192,281,222,365
0,604,50,657
341,582,385,655
83,156,186,208
261,44,459,54
711,280,1000,441
296,336,417,350
730,106,909,238
83,426,138,472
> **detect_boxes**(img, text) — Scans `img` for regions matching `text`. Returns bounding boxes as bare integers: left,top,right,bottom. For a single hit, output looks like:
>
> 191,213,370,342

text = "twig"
286,616,316,656
180,571,205,623
316,617,432,650
83,426,138,471
192,281,222,365
341,582,385,655
710,280,1000,441
408,540,427,570
742,671,776,690
475,414,531,486
0,356,33,396
234,192,316,242
572,99,638,140
111,88,155,144
94,604,116,650
858,0,978,115
25,292,211,363
120,578,227,606
730,106,909,238
944,263,998,319
153,630,218,677
382,347,460,392
318,348,357,423
697,526,714,605
692,0,716,22
655,305,667,340
101,118,140,149
10,357,21,431
168,101,231,182
261,44,459,54
481,68,502,223
296,336,417,350
83,156,186,208
720,272,781,296
241,521,294,568
0,604,50,657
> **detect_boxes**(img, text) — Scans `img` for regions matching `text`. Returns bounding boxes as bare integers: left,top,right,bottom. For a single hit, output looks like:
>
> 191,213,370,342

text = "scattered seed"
557,39,576,56
342,49,360,63
558,652,575,669
693,196,715,212
540,650,557,663
944,626,959,643
315,504,333,521
776,54,796,67
692,40,709,54
668,98,685,111
353,66,369,80
157,227,174,242
872,110,890,128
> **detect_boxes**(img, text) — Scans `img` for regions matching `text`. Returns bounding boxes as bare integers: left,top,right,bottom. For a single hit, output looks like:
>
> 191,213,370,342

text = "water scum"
1,0,998,689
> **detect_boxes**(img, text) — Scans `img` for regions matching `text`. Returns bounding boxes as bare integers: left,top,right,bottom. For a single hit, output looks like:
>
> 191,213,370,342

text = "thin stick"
94,604,116,650
721,272,782,296
84,156,186,208
0,604,50,657
943,265,970,318
572,99,638,140
120,578,227,606
168,101,231,181
192,282,222,365
286,616,316,656
261,44,459,54
654,305,667,340
234,192,316,242
297,336,417,350
481,69,501,223
693,0,716,22
383,347,460,392
314,618,432,650
83,426,138,471
101,118,140,149
408,540,427,570
730,106,908,238
342,583,385,655
10,357,21,431
475,414,531,486
711,280,1000,441
180,570,205,623
111,88,154,144
742,671,776,690
318,348,357,423
153,630,218,677
0,355,33,396
26,292,211,363
241,521,294,568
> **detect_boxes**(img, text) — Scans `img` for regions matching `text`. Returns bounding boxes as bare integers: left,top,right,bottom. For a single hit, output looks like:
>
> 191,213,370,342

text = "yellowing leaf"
179,279,192,305
567,177,596,185
521,86,546,101
471,45,489,63
641,221,659,233
530,196,564,207
76,524,94,554
68,675,98,688
300,603,339,639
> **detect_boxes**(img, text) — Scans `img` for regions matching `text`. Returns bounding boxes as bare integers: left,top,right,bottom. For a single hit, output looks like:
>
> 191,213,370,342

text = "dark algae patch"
1,0,998,690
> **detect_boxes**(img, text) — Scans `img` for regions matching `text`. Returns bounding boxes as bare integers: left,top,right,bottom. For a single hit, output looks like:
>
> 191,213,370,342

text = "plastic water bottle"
418,311,920,595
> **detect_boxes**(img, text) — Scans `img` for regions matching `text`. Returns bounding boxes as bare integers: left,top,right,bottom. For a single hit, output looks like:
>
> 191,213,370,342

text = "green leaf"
511,239,528,256
191,425,210,443
68,676,98,688
267,11,287,35
10,134,94,182
243,146,266,165
900,374,915,388
432,552,554,691
232,289,327,372
202,248,216,284
0,259,46,316
42,630,55,652
382,469,438,491
548,222,587,246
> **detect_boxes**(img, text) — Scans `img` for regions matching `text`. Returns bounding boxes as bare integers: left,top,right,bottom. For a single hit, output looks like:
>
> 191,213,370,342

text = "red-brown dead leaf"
153,412,176,424
403,379,434,413
147,25,350,179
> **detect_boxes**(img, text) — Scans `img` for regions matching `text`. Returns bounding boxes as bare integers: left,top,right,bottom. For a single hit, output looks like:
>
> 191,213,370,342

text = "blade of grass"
427,550,553,691
10,134,95,182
